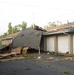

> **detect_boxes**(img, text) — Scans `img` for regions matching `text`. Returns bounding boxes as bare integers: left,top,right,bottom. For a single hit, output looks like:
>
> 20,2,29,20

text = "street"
0,57,74,75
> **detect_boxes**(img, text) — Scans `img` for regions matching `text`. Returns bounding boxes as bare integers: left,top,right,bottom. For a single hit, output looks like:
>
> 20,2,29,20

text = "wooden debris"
0,57,24,62
0,52,17,59
22,47,29,55
62,57,73,60
0,47,21,59
38,56,41,59
0,53,12,58
11,47,21,54
47,57,54,60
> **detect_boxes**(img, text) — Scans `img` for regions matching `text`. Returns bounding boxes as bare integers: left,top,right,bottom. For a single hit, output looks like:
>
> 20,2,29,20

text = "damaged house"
0,27,45,54
1,23,74,55
10,28,45,53
0,32,20,53
1,32,20,45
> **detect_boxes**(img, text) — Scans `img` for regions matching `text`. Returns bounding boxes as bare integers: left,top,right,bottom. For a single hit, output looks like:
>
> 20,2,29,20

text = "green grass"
64,72,71,75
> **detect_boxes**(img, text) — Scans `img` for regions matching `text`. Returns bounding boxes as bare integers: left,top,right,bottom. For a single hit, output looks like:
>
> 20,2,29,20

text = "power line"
40,10,74,24
50,11,74,21
0,1,74,24
0,1,74,11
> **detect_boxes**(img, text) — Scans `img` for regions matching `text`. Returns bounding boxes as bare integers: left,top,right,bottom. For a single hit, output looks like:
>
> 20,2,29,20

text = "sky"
0,0,74,35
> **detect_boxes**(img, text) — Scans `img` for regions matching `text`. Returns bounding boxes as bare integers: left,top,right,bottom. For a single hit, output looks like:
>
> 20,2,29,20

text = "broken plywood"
11,47,21,54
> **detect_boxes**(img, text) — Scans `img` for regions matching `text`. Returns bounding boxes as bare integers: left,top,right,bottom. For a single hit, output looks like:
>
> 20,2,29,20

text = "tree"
30,24,36,28
13,25,20,33
3,32,8,37
19,21,27,31
48,22,56,27
44,22,56,28
7,21,27,34
8,22,13,34
0,35,3,39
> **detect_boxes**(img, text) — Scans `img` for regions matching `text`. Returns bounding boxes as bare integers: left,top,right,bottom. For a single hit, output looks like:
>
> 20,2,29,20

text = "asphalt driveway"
0,53,74,75
0,58,74,75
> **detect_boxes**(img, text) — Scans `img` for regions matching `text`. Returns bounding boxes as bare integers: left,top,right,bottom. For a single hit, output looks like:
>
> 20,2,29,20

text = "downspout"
62,31,68,35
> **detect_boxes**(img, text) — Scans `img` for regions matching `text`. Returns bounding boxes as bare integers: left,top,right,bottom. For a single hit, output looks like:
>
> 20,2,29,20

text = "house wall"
2,39,12,45
68,34,73,55
47,36,55,52
45,34,72,54
73,34,74,54
58,35,68,53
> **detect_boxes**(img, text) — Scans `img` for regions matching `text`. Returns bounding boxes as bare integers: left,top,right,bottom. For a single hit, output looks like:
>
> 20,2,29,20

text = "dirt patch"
0,53,74,63
0,55,24,63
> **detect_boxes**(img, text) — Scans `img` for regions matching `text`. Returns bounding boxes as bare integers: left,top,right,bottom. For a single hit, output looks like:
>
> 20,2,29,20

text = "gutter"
43,28,74,36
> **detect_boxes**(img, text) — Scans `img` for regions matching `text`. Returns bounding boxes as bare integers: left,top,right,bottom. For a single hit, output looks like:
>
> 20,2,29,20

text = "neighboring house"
1,32,20,45
44,22,74,55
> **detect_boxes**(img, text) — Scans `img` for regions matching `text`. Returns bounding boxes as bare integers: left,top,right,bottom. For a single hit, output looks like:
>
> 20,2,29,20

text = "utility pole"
32,12,35,28
38,46,40,55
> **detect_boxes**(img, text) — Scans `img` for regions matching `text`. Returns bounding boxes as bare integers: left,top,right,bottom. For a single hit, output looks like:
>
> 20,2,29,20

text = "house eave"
1,37,14,41
43,28,74,36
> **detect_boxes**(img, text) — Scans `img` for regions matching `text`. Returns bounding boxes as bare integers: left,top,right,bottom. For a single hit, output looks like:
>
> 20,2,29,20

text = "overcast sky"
0,0,74,35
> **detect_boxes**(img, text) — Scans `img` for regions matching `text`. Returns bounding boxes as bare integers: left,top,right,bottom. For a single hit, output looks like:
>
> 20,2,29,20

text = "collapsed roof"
0,44,6,50
0,44,10,53
10,28,44,50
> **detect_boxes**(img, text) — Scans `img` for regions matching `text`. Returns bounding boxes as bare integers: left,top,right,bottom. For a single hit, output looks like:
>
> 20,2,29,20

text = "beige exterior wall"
58,35,68,53
47,36,55,52
2,39,12,45
73,34,74,54
68,34,73,55
46,34,74,55
54,36,58,53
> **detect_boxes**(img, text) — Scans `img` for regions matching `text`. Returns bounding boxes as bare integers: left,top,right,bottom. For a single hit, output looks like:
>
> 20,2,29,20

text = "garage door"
58,35,68,53
47,36,54,52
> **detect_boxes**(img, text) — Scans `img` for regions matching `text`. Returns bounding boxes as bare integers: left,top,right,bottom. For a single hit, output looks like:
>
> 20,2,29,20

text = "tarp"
10,28,43,50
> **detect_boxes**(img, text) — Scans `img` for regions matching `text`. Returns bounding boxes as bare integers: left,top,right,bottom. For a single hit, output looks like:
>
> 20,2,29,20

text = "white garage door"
47,36,54,52
58,35,68,53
